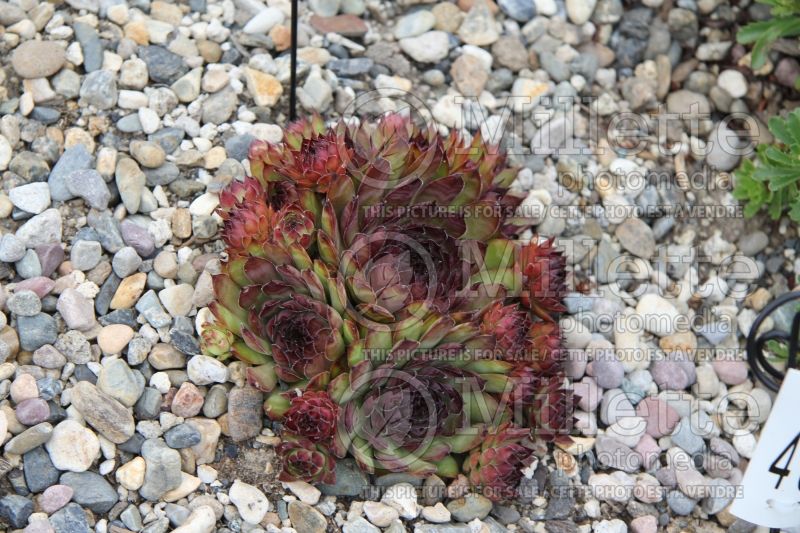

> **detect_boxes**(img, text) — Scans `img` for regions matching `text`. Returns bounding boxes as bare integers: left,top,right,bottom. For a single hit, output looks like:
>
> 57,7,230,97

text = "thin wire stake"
289,0,299,121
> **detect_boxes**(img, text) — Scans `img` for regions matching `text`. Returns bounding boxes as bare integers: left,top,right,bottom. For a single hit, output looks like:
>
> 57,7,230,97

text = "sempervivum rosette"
278,434,336,484
203,113,573,497
326,315,512,477
463,423,537,501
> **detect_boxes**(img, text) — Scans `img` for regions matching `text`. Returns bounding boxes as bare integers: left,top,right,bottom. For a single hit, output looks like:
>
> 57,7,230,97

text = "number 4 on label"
769,431,800,489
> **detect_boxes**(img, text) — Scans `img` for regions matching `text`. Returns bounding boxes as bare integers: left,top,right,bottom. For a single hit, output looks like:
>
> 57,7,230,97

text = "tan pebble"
244,67,282,107
96,147,118,178
107,4,129,24
0,194,13,218
116,456,146,490
163,472,202,502
204,146,227,169
65,127,96,153
432,3,464,33
97,324,135,355
10,373,38,403
270,25,291,51
124,21,150,45
197,40,222,63
0,326,20,359
172,208,192,239
110,273,147,310
130,140,166,169
150,0,183,25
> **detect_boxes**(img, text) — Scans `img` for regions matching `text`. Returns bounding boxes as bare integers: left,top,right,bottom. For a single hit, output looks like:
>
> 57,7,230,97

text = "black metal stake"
289,0,299,121
746,291,800,392
746,292,800,533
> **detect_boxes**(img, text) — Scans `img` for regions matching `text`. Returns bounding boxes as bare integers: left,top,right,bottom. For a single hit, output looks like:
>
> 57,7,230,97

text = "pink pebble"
636,397,680,438
24,520,55,533
712,360,748,385
15,398,50,426
13,277,56,298
631,515,657,533
634,433,661,470
10,373,39,404
40,484,73,514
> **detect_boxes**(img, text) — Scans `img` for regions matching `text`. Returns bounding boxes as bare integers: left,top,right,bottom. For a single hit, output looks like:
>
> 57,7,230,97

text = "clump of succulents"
203,114,573,501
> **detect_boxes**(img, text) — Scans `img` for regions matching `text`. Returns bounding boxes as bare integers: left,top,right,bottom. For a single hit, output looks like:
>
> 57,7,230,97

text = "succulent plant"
278,433,336,484
282,391,339,443
463,423,536,501
204,114,572,497
520,238,567,322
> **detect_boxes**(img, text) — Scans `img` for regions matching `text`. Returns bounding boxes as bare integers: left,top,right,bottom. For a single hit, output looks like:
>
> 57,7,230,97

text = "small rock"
140,438,182,501
566,0,596,24
230,479,270,524
636,397,679,438
139,45,189,84
69,380,136,443
50,503,91,532
458,1,499,46
40,485,73,514
164,423,202,448
447,493,492,522
70,240,103,271
0,234,25,263
56,288,96,331
12,41,65,79
173,506,216,533
9,183,51,215
45,419,100,472
60,471,119,513
8,290,42,317
712,359,748,385
498,0,536,21
172,381,205,417
116,456,147,491
288,501,327,533
363,501,400,527
227,387,264,441
243,7,285,34
636,294,680,336
97,358,143,406
399,31,450,63
15,209,62,248
421,502,451,523
79,70,118,109
0,495,33,529
187,354,228,385
15,398,50,425
394,10,436,39
115,157,146,214
615,218,655,258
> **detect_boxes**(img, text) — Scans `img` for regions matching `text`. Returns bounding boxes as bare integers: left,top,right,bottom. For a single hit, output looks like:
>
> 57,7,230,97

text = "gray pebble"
164,423,202,448
0,494,33,529
0,233,26,263
48,144,93,202
79,69,118,110
60,471,119,514
7,290,42,317
50,502,91,533
23,446,60,493
74,21,104,73
66,169,111,210
139,46,190,84
134,387,162,420
71,239,103,272
112,246,143,278
18,313,58,351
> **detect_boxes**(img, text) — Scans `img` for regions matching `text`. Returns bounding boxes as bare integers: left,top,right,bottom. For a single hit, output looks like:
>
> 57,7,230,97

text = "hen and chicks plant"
203,114,574,500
